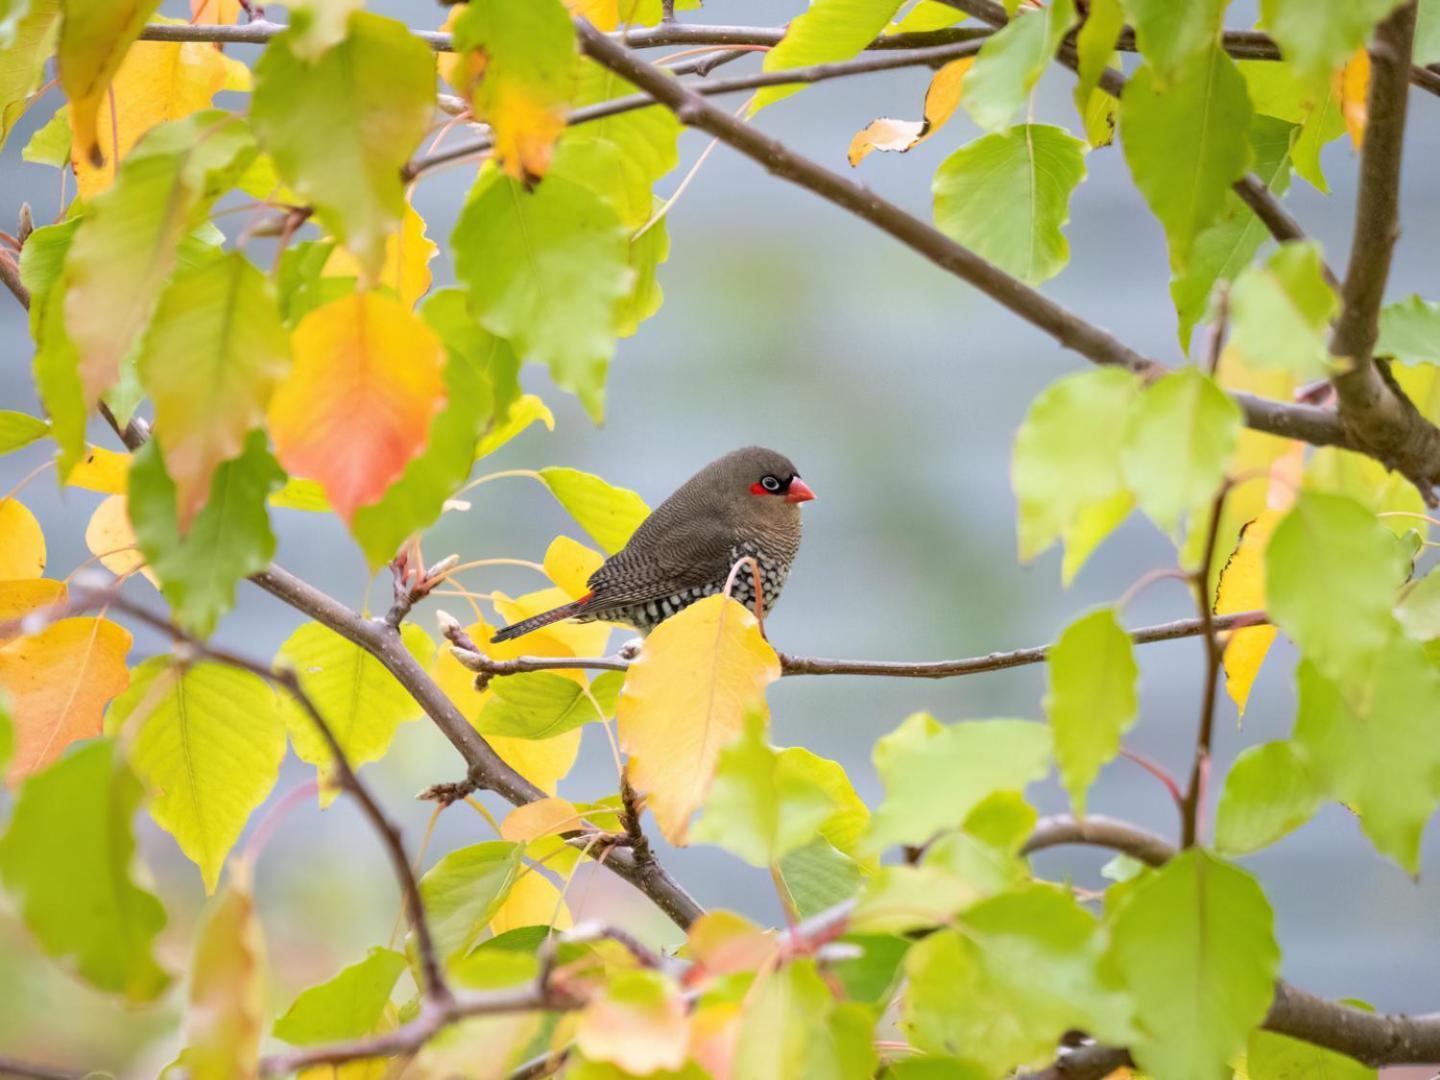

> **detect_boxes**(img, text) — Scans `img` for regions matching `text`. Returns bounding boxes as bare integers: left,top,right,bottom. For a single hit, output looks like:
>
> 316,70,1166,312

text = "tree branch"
1020,814,1175,867
1180,487,1230,848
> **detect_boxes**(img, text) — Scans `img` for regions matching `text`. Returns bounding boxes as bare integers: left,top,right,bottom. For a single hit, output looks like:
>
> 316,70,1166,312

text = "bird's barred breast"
607,543,790,633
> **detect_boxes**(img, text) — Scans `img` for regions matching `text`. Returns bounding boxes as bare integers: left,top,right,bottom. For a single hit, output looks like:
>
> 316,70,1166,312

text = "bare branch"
1181,486,1231,848
1020,1044,1135,1080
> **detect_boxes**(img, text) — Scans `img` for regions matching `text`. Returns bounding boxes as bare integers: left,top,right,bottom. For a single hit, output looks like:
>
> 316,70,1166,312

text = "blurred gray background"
2,0,1438,1072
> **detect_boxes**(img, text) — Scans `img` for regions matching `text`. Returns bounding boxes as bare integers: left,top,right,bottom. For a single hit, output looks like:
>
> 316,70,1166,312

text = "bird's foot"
618,636,644,661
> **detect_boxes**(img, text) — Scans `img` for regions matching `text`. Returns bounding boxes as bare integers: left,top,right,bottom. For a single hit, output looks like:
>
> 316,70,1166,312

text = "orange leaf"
0,581,67,642
849,56,973,165
1338,47,1370,150
268,290,447,523
1216,509,1285,717
322,199,436,307
1,617,132,783
501,797,582,842
71,39,245,198
0,500,45,580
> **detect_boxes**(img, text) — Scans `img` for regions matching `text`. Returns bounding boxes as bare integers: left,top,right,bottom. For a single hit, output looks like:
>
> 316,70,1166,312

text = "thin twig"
1180,486,1230,848
0,252,28,309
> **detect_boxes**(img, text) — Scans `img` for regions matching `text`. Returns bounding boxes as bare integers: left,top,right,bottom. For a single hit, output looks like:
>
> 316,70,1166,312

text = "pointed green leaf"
129,432,285,637
418,841,523,960
932,124,1087,286
0,411,48,454
1265,492,1408,685
537,466,650,554
0,0,58,150
780,745,870,858
453,168,632,422
1122,367,1242,533
1215,740,1322,856
476,670,623,739
108,658,285,893
1377,295,1440,364
1294,638,1440,873
274,620,434,802
21,103,69,166
778,839,865,917
1013,367,1141,576
1229,241,1339,379
0,739,170,1001
905,885,1135,1075
1106,849,1279,1080
1121,0,1227,79
961,0,1077,132
866,715,1051,853
20,219,85,476
1074,0,1123,114
1121,48,1253,268
423,287,523,429
691,713,840,867
1261,0,1405,86
1248,1028,1375,1080
753,0,907,111
274,946,407,1046
1241,60,1345,192
1045,607,1139,817
252,12,435,274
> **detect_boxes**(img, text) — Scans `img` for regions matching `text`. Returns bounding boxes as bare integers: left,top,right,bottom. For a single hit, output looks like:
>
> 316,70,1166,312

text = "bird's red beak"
786,477,817,504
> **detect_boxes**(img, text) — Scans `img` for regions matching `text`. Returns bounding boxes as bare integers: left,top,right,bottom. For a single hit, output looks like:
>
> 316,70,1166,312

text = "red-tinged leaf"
268,290,447,523
1,616,132,783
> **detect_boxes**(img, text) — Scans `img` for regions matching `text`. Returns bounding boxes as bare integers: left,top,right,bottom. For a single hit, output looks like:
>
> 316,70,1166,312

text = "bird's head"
709,446,815,526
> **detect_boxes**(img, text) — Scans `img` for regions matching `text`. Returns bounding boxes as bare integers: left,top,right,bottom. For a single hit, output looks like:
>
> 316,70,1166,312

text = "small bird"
492,446,815,643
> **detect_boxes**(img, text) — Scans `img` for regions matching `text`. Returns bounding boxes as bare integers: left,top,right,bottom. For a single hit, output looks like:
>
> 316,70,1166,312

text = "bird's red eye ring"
749,481,770,496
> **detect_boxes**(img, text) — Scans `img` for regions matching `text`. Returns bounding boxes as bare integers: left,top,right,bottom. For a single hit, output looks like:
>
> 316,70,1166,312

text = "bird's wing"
585,510,736,608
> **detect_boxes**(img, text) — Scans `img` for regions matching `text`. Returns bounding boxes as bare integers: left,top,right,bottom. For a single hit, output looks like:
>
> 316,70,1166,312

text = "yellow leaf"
268,477,331,513
1338,47,1370,150
71,38,236,198
1,617,132,783
269,290,447,523
616,595,781,843
0,499,45,579
576,970,691,1075
493,588,614,663
190,0,245,22
181,879,265,1080
0,581,67,641
66,445,131,494
1216,509,1286,716
543,536,604,600
501,797,582,842
323,199,436,307
84,495,160,587
565,0,619,31
849,57,973,165
475,394,555,460
488,730,581,796
488,868,572,935
57,0,164,167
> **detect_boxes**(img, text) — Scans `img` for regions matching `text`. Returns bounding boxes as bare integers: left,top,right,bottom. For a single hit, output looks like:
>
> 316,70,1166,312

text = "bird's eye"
760,474,782,492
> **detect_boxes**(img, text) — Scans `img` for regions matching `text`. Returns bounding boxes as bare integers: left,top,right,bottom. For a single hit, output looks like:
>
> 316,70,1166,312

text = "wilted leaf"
251,12,434,274
1,616,131,783
109,658,286,893
753,0,907,111
0,498,44,579
1215,740,1321,856
55,0,163,165
538,466,650,555
1045,607,1138,817
1339,46,1370,148
0,738,169,1000
179,879,265,1080
1074,0,1122,132
961,0,1076,132
1105,849,1279,1080
850,57,973,164
617,595,781,843
1216,509,1284,715
270,290,447,523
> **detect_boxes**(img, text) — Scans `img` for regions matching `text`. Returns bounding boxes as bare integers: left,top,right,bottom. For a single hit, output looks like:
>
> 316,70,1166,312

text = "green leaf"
734,959,878,1080
0,410,48,454
1229,241,1339,379
0,739,170,1001
932,125,1087,286
1294,637,1440,873
137,251,291,530
1261,0,1404,86
1247,1028,1375,1080
961,0,1076,132
108,658,286,893
1265,492,1408,685
1045,607,1139,817
753,0,907,111
852,863,985,934
0,0,58,150
691,712,839,867
273,239,345,327
350,328,494,569
1397,566,1440,640
0,691,11,774
1073,0,1123,130
476,670,623,740
1377,295,1440,364
418,840,523,960
1013,367,1141,579
274,620,434,803
780,745,871,858
890,0,968,33
1121,366,1242,533
1121,48,1253,269
21,218,85,478
923,796,1033,900
1304,446,1426,538
61,111,258,412
905,884,1135,1075
1214,740,1322,856
1120,0,1226,79
1105,849,1279,1080
21,103,70,166
865,714,1051,853
252,12,435,275
830,933,910,1004
1241,60,1345,192
454,168,633,422
778,839,865,918
537,466,651,554
274,947,407,1046
129,432,285,637
422,287,523,428
617,212,670,338
1417,0,1440,64
1171,115,1296,353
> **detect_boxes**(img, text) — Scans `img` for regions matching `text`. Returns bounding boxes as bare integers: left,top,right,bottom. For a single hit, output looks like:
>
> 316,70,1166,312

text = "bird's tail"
490,593,593,644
